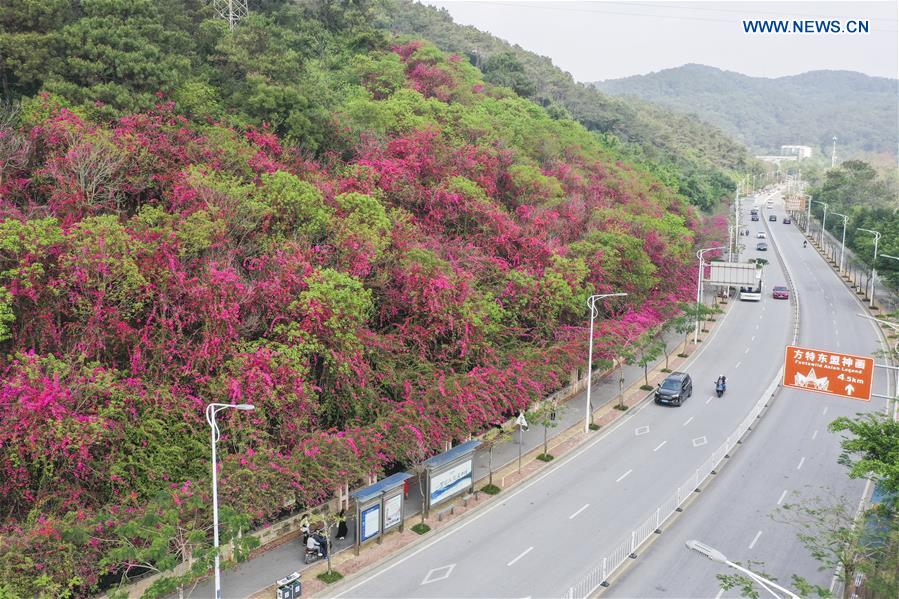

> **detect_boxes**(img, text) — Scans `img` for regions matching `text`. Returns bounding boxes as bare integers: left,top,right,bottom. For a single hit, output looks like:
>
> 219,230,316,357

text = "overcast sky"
420,1,899,82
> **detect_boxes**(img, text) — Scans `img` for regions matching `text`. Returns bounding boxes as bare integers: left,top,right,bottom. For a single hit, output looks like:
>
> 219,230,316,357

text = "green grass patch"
613,404,629,411
536,453,554,462
317,570,344,584
661,368,672,373
480,484,501,495
588,422,601,431
677,353,689,358
640,384,654,391
411,523,431,535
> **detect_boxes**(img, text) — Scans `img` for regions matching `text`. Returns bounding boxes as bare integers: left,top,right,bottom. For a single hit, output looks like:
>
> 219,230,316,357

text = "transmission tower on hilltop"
213,0,249,30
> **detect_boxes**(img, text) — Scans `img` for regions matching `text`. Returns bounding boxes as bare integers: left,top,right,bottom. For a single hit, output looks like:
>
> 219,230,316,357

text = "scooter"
715,380,726,397
304,533,328,564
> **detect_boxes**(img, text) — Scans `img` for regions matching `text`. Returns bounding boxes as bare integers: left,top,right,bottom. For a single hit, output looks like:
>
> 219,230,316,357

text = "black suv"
655,372,693,406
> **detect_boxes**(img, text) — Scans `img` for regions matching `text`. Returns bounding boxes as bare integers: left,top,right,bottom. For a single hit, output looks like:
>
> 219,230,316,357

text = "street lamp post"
685,539,800,599
814,201,827,248
584,293,628,433
805,194,812,236
695,247,725,344
206,402,255,599
831,136,838,167
832,212,848,274
858,228,881,306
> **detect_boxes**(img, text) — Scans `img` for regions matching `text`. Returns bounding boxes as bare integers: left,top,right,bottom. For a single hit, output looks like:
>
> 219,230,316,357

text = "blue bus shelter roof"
350,471,412,503
423,439,482,469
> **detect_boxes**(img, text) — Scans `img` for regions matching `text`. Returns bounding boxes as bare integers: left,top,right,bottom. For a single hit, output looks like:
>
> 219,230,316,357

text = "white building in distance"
780,145,813,159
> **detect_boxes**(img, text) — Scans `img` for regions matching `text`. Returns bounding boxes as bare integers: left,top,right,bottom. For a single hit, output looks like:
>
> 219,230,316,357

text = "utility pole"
831,136,838,167
213,0,249,30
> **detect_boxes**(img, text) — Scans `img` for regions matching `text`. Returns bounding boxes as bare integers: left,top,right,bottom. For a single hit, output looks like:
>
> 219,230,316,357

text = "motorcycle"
304,532,328,564
715,380,726,397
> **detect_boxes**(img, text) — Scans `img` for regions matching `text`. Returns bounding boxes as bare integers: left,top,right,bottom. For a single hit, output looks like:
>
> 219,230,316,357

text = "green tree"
829,412,899,497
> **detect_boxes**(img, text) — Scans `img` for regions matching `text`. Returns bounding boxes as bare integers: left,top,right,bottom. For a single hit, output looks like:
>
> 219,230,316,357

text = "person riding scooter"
715,375,727,397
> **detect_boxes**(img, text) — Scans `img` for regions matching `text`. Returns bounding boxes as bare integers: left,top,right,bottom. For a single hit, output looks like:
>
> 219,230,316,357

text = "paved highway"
607,189,890,598
326,192,795,598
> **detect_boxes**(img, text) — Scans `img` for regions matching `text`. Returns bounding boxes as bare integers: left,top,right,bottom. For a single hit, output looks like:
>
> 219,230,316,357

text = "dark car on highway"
773,286,790,299
783,217,791,224
756,241,768,251
769,214,777,221
751,214,760,221
655,372,693,406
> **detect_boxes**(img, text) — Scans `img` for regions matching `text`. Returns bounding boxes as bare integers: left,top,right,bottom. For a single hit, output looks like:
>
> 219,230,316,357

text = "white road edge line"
749,530,763,549
797,457,806,470
569,504,589,520
653,441,667,452
507,546,533,567
714,589,724,599
777,490,788,505
616,469,633,483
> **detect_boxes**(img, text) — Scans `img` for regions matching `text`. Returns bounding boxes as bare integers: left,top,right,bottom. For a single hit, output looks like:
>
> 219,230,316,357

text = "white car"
757,232,766,239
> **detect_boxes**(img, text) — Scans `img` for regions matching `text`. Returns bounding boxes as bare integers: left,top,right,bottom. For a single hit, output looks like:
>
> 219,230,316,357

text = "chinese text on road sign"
783,345,873,401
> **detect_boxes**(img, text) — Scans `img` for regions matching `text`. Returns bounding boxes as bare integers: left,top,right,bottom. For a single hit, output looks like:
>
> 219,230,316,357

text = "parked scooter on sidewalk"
715,375,727,398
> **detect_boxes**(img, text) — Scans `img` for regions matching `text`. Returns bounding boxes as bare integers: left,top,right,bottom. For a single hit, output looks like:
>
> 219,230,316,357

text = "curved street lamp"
206,402,255,599
584,293,628,433
685,539,800,599
857,228,881,306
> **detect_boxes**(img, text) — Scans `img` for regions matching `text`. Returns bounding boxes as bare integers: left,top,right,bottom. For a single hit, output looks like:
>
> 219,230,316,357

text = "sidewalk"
187,303,726,599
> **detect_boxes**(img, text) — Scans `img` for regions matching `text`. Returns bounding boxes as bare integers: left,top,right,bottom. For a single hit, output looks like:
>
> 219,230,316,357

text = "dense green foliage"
596,64,898,159
0,1,736,595
375,0,747,211
806,160,899,288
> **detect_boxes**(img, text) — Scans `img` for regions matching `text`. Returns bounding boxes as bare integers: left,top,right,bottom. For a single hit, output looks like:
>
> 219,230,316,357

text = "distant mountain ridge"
594,64,898,158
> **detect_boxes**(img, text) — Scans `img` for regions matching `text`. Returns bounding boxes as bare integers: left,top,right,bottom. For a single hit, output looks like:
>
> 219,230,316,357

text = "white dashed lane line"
683,417,694,426
812,430,818,440
822,406,829,416
616,469,633,483
568,504,589,520
749,530,763,549
797,457,806,470
777,490,788,505
653,441,667,452
507,546,533,567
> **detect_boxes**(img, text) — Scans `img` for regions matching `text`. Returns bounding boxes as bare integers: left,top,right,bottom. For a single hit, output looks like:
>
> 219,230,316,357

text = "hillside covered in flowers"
0,1,727,594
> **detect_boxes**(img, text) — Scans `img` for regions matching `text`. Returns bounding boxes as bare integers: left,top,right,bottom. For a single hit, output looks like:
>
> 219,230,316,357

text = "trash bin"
276,572,302,599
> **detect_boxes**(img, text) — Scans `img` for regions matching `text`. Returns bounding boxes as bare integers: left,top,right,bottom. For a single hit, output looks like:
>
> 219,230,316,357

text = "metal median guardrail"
559,371,782,599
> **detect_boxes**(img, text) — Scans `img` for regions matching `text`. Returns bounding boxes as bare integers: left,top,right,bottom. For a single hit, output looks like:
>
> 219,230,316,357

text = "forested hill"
0,0,727,595
376,0,750,211
595,64,898,158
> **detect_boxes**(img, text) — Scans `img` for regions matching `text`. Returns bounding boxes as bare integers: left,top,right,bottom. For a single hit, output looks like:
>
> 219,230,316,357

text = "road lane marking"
692,436,708,447
706,396,713,404
755,324,760,330
777,489,788,505
683,417,694,426
797,457,806,470
735,361,742,368
822,407,829,416
634,425,650,436
569,504,589,520
653,441,667,452
507,546,533,567
749,530,763,549
616,469,632,483
744,347,750,354
751,335,756,341
812,430,818,440
714,589,724,599
421,564,455,585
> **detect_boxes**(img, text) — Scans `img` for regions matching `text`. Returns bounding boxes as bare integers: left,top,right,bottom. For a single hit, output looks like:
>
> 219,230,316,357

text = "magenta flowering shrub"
0,40,711,593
